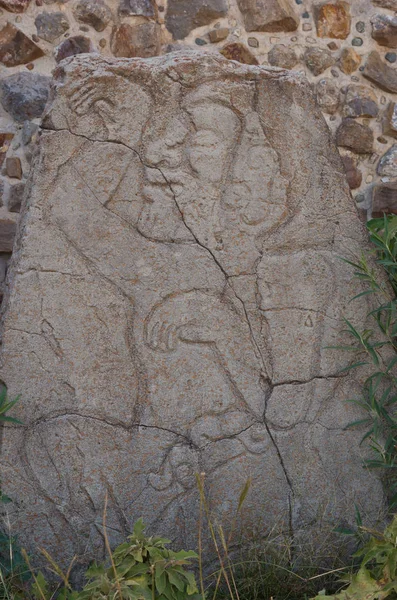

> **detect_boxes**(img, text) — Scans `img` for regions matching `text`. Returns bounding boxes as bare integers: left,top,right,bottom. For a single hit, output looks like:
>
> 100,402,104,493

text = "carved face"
140,82,289,266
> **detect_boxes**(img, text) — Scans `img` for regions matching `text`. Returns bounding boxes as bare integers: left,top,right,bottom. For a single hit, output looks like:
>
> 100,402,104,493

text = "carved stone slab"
0,51,383,564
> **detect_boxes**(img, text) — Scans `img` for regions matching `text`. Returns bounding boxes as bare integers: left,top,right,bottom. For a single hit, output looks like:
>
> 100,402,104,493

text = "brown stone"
166,0,227,40
0,0,30,12
316,77,339,114
383,102,397,138
268,43,298,69
372,183,397,217
236,0,299,33
304,46,335,75
336,118,374,154
0,23,44,67
54,36,93,62
314,2,351,40
371,14,397,49
220,42,259,65
342,85,379,118
363,51,397,94
111,22,160,58
208,27,229,43
0,134,13,168
339,47,361,74
0,210,17,252
341,155,362,189
5,157,22,180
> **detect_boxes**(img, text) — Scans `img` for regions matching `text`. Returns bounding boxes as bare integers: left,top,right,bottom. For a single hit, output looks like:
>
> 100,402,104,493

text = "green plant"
78,518,200,600
311,513,397,598
332,215,397,507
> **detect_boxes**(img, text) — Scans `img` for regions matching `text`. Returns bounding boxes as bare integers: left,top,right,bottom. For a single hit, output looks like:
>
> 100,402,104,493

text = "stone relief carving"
0,52,384,565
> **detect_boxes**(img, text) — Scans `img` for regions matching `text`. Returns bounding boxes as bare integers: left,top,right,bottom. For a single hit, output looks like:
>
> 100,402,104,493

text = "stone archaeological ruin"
0,51,385,563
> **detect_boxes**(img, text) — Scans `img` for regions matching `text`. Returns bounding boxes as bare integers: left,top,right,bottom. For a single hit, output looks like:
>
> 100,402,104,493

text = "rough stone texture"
73,0,112,32
7,182,24,212
54,36,94,62
236,0,299,33
304,46,335,75
363,51,397,93
208,27,229,43
314,2,351,39
35,11,70,42
372,183,397,216
0,73,50,122
372,0,397,7
371,14,397,49
111,22,161,58
0,0,30,12
0,208,17,251
377,143,397,176
5,157,22,179
339,47,361,74
0,23,44,67
268,44,298,69
220,42,259,64
0,134,14,168
0,51,383,565
119,0,155,17
341,154,362,188
342,84,379,118
336,118,374,153
316,77,339,114
383,102,397,137
166,0,228,40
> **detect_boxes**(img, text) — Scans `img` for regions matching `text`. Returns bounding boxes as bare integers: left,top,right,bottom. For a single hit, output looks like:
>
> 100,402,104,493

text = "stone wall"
0,0,397,282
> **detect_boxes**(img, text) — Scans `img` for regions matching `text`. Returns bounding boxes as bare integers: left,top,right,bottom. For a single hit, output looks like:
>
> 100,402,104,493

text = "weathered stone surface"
7,181,24,212
166,0,228,40
339,47,361,74
236,0,299,32
54,36,94,62
119,0,155,17
316,77,339,113
342,85,379,118
341,155,362,189
1,51,383,566
0,0,30,12
73,0,112,32
0,133,14,168
5,157,22,180
377,144,397,177
220,42,259,64
111,23,160,58
383,102,397,138
0,73,50,122
372,0,397,8
372,183,397,216
336,118,374,153
268,43,298,69
0,23,44,67
208,27,229,43
371,14,397,48
304,46,335,75
314,2,351,39
0,208,17,251
363,51,397,93
35,11,70,42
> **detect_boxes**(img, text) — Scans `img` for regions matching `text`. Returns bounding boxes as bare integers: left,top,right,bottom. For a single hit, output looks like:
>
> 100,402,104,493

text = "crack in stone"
38,124,303,541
